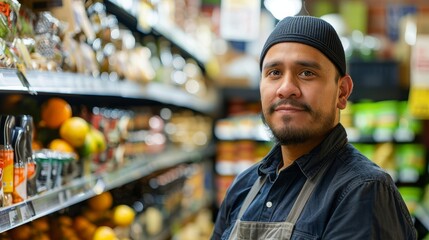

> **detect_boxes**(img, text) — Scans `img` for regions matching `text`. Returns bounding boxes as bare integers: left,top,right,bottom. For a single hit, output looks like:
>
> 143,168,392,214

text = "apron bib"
228,160,331,240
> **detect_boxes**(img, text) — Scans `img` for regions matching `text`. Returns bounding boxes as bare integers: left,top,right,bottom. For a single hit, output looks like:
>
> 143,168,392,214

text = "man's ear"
337,75,353,110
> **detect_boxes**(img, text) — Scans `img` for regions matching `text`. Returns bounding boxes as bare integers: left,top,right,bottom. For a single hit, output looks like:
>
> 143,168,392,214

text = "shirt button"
266,201,273,208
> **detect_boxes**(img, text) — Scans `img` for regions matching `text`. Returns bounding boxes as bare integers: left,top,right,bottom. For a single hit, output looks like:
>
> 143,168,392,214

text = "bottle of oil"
16,115,36,198
12,126,26,203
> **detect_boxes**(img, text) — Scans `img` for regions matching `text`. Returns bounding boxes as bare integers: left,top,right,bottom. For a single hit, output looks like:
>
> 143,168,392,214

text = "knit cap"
259,16,346,76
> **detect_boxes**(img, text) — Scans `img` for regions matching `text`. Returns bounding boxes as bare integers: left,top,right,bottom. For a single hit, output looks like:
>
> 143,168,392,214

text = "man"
211,16,417,240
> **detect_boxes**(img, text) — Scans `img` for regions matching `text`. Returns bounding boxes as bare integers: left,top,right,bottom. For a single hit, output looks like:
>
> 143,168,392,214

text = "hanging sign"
220,0,261,41
409,35,429,119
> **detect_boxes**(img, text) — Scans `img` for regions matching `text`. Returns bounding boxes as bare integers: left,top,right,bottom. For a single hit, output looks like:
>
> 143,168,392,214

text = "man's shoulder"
333,143,394,184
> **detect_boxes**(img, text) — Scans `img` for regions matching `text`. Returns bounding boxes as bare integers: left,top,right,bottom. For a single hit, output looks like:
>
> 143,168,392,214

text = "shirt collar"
258,123,348,181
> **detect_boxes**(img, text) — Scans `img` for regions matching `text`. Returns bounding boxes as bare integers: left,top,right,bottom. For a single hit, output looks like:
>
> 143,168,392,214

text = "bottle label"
1,149,14,193
13,166,27,203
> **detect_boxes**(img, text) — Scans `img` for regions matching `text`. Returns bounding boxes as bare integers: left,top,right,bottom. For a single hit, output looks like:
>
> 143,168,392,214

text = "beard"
261,99,336,145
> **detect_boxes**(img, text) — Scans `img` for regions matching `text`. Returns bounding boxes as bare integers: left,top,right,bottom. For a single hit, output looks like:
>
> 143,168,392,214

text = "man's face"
260,42,342,145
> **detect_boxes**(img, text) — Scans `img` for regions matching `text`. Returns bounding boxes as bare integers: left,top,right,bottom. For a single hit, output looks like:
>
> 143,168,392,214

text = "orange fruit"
8,224,32,240
32,140,43,150
87,191,113,212
73,216,92,232
32,217,50,232
113,204,136,226
49,139,75,153
41,97,72,129
59,117,90,147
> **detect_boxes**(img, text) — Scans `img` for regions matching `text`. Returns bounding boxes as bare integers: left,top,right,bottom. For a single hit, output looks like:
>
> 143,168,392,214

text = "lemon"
91,128,107,153
113,204,136,227
80,132,98,158
79,128,107,157
60,117,90,147
93,226,117,240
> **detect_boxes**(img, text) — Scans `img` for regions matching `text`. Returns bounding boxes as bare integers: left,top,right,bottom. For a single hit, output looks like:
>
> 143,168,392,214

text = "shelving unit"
0,145,213,233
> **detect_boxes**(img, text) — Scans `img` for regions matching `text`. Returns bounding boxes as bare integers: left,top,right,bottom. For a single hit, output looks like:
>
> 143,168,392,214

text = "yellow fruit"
49,139,75,153
92,226,116,240
80,128,107,158
91,128,107,153
145,207,163,235
80,133,98,158
41,97,72,129
87,191,113,212
113,204,136,227
60,117,90,147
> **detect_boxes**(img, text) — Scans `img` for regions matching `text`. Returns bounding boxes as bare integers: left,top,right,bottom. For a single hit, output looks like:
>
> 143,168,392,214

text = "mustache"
269,99,312,114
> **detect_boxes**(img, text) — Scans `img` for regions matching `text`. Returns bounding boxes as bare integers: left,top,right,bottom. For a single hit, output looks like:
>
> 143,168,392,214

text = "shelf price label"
0,209,11,230
0,206,23,228
19,203,35,220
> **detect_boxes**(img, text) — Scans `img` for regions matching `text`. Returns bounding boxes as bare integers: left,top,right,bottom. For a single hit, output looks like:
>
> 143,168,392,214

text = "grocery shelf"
103,0,210,68
0,69,219,114
0,145,213,233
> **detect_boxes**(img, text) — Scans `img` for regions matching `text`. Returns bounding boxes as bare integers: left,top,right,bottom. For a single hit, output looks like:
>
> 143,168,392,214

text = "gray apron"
228,161,331,240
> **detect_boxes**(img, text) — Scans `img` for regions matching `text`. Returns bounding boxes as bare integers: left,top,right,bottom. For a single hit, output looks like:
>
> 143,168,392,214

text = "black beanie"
259,16,346,76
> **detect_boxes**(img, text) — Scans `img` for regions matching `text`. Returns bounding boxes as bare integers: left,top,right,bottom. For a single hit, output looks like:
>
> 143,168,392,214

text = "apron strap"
237,176,267,219
285,159,332,223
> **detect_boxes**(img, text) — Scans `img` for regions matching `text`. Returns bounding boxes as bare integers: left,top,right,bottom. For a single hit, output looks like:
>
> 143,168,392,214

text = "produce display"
2,191,136,240
0,161,212,240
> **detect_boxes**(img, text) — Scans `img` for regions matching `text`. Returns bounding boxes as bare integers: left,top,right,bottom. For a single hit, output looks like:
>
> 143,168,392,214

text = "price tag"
8,207,21,227
65,189,72,200
19,203,35,220
0,210,10,229
58,191,65,204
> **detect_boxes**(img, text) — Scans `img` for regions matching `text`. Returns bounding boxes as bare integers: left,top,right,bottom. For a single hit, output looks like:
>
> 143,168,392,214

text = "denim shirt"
212,124,417,240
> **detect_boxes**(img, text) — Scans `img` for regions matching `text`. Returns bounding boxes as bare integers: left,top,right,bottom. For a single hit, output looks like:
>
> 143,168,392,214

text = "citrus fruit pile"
56,191,136,240
37,97,107,159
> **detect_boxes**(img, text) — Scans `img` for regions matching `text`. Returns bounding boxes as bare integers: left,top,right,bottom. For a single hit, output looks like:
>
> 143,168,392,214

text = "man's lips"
274,105,305,112
270,99,311,114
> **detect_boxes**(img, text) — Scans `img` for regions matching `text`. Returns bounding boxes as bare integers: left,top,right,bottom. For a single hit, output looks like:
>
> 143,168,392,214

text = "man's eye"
300,71,314,77
268,70,281,76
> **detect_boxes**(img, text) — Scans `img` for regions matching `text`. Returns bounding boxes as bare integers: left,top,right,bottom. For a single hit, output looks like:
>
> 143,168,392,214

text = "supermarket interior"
0,0,429,239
